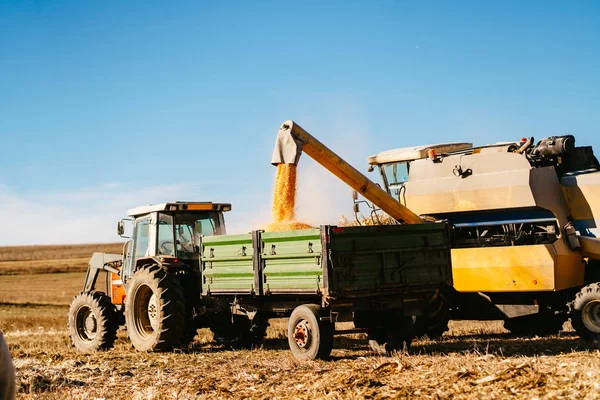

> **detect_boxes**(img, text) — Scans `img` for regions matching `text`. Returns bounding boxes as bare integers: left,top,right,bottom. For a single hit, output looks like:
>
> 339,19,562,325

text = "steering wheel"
160,241,175,254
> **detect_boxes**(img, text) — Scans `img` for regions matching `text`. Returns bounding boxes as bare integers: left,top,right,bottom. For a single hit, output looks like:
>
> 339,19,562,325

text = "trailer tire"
570,283,600,341
413,294,450,340
68,291,119,352
125,265,186,351
368,316,414,355
288,304,333,361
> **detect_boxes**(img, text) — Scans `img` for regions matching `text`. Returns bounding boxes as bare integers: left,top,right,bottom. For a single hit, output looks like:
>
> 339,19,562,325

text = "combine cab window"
382,162,409,199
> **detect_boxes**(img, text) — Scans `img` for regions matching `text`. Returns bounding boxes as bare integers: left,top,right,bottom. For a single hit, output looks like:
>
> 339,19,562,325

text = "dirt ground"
2,304,600,399
2,245,600,399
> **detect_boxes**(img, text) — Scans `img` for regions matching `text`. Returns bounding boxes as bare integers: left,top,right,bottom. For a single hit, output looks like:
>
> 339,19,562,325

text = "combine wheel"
570,283,600,341
68,291,119,352
504,312,566,337
125,265,186,351
368,316,414,355
287,304,334,361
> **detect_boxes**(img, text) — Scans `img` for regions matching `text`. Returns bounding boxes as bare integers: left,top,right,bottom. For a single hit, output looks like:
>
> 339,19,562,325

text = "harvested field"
3,304,600,399
0,272,86,304
2,243,600,399
0,243,123,263
0,243,122,275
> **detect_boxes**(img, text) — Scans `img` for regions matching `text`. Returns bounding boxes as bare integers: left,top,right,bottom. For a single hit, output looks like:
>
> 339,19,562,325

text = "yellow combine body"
364,134,600,338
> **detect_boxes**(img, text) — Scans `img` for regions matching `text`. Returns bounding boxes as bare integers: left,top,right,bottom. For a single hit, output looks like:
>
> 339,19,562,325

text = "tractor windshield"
157,212,221,259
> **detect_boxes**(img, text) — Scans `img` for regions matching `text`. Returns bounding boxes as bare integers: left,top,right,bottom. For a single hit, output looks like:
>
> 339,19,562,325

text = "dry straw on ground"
4,304,600,399
3,241,600,399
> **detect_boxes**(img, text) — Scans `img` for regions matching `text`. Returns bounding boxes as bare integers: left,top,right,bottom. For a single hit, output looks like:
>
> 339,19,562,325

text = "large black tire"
179,324,198,348
287,304,334,361
125,265,186,351
68,291,119,352
504,311,566,337
212,314,269,349
413,294,450,340
368,316,414,355
570,283,600,341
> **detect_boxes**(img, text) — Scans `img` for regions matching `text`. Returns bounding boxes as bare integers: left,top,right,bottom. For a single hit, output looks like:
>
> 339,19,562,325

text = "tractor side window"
174,212,219,259
157,214,175,256
197,217,217,237
134,218,151,259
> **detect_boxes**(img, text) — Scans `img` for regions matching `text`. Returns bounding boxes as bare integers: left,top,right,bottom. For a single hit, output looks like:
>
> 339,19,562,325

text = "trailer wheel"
68,291,119,352
287,304,333,361
368,316,414,355
570,283,600,341
413,293,450,340
125,265,186,351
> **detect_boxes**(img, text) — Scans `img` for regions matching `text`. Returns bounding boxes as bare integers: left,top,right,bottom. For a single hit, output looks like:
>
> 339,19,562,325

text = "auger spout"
271,120,423,224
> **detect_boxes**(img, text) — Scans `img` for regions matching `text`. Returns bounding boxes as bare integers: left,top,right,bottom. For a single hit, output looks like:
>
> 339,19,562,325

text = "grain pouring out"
263,163,313,232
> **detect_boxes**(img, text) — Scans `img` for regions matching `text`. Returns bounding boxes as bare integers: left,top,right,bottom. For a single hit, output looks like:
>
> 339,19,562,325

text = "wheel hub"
85,314,97,334
76,305,97,342
294,320,311,348
582,300,600,333
148,293,159,331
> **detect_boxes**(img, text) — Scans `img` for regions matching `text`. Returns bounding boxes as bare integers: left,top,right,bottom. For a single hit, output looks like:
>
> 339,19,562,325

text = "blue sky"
1,1,599,245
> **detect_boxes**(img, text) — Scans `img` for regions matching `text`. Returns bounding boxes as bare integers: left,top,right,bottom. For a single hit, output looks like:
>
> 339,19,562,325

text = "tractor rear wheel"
125,265,186,351
68,291,119,352
287,304,334,361
570,283,600,341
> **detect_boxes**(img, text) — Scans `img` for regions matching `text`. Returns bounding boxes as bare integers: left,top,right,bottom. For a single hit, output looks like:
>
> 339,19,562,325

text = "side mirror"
353,203,360,213
117,219,132,238
351,190,358,201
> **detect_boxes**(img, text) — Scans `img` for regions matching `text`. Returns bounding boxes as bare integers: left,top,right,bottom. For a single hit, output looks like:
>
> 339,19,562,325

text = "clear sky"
1,1,599,245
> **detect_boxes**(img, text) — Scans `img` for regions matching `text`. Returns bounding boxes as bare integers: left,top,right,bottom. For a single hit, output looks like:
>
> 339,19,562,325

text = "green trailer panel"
261,229,322,293
326,223,451,297
199,224,452,298
201,233,255,294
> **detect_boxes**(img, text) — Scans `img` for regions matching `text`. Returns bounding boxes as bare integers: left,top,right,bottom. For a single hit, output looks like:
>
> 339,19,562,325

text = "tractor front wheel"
125,265,186,351
68,291,119,352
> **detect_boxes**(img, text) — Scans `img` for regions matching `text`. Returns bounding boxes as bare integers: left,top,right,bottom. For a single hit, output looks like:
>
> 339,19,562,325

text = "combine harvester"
69,121,454,360
365,132,600,339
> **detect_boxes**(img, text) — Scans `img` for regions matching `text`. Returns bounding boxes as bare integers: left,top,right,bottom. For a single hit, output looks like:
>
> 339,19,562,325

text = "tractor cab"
118,202,231,284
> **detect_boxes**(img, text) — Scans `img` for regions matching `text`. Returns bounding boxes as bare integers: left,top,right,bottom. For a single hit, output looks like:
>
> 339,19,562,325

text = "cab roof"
368,142,473,164
127,202,232,217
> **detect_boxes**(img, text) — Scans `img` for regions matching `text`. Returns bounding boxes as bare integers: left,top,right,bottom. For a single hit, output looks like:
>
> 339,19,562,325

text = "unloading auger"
271,120,423,225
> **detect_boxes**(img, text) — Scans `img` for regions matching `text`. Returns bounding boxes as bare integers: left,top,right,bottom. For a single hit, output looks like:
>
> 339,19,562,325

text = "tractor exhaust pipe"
271,120,423,224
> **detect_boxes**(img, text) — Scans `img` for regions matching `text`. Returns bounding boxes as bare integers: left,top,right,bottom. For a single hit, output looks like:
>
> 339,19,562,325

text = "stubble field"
1,244,600,399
